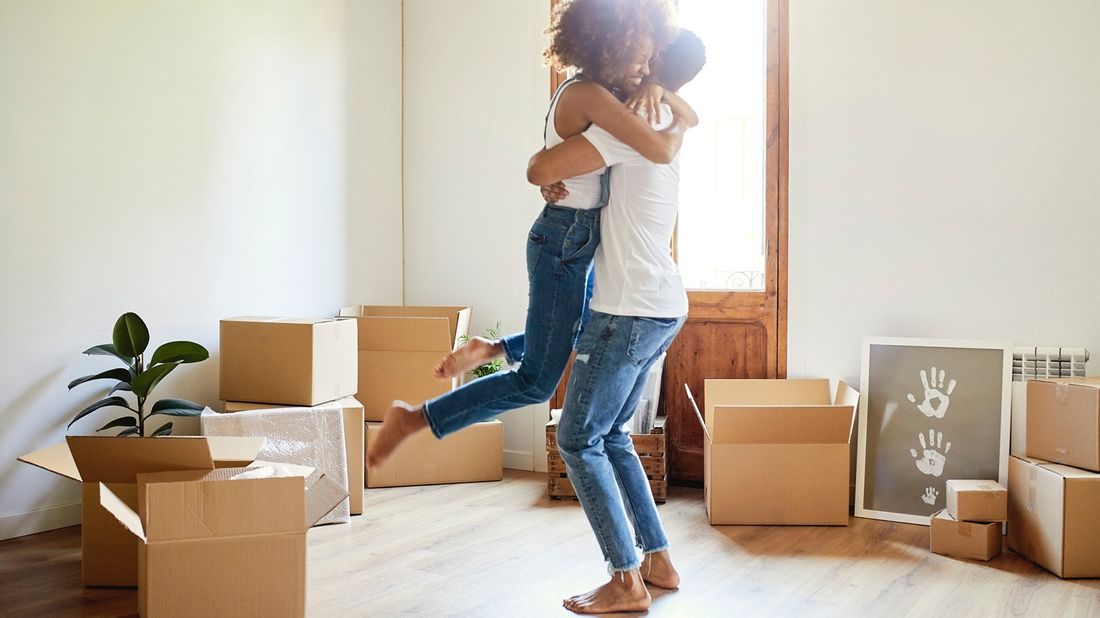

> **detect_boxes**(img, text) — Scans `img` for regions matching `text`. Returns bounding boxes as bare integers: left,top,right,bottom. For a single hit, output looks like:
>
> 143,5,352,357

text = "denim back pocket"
626,316,681,366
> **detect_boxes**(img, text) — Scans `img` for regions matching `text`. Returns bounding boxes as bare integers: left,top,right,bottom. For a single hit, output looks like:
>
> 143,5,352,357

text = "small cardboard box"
689,379,860,526
338,305,471,421
365,420,501,487
219,317,358,406
223,398,365,515
1007,455,1100,578
1026,378,1100,472
18,435,264,587
929,510,1002,561
100,463,346,618
946,479,1007,522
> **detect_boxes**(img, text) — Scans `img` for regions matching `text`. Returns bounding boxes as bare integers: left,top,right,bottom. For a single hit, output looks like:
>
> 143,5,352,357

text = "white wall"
787,0,1100,385
402,0,552,470
0,0,402,539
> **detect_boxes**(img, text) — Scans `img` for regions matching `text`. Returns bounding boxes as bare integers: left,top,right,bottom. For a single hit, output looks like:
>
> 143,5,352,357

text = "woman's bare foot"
365,401,429,468
433,337,505,379
563,570,651,614
640,550,680,590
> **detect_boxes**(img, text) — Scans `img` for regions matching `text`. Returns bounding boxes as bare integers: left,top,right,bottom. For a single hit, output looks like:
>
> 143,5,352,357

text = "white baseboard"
0,502,81,541
503,449,534,472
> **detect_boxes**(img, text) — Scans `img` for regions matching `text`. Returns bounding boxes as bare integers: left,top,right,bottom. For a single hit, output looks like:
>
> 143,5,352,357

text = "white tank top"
543,76,606,210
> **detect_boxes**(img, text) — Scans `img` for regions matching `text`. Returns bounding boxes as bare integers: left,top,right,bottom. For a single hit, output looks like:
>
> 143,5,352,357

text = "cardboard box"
365,420,501,487
1026,378,1100,472
929,510,1002,561
1007,455,1100,578
220,317,358,406
100,463,346,617
338,305,471,421
18,435,264,587
946,479,1007,522
690,379,859,526
224,398,365,515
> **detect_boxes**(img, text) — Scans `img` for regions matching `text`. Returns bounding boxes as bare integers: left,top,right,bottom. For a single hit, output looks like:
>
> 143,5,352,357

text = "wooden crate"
546,415,667,503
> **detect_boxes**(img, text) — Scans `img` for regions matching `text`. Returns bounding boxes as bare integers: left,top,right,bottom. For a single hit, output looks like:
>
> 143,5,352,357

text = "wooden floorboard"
1,470,1097,617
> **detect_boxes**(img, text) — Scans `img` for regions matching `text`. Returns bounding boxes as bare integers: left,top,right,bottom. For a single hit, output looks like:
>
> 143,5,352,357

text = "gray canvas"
863,343,1008,520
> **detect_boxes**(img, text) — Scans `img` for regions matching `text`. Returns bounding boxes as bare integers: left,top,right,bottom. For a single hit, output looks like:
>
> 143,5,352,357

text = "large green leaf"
151,421,174,437
130,362,179,398
98,416,137,432
117,426,140,437
68,396,133,428
150,398,205,416
84,343,134,366
68,368,133,390
112,313,149,358
108,381,132,396
150,341,209,366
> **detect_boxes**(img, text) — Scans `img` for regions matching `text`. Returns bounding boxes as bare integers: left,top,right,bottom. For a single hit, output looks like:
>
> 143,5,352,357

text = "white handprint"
921,486,939,505
910,429,951,477
907,366,957,418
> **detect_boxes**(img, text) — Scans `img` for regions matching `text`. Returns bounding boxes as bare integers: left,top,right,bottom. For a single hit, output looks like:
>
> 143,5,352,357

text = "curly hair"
545,0,679,87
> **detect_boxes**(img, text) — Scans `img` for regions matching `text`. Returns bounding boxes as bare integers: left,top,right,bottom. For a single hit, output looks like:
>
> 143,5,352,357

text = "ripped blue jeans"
556,311,686,572
422,204,601,437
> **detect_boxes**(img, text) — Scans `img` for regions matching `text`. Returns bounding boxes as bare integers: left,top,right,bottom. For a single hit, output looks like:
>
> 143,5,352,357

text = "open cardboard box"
220,316,358,406
338,305,470,421
223,397,365,515
18,435,265,587
100,461,346,617
686,379,859,526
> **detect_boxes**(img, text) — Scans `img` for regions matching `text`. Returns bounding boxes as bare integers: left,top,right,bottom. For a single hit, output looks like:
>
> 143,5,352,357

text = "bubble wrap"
201,406,350,524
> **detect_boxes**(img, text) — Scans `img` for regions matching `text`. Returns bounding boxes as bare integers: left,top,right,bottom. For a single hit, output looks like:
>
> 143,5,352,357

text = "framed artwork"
855,337,1012,525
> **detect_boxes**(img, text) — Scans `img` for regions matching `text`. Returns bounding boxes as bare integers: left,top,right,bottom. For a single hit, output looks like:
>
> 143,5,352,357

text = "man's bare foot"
563,570,651,614
433,337,504,379
641,550,680,590
365,401,429,468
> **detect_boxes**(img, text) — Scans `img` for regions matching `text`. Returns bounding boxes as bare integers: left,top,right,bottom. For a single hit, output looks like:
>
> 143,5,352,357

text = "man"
527,30,706,615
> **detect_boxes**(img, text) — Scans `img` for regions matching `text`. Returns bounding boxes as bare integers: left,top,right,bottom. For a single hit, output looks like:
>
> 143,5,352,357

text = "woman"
368,0,683,462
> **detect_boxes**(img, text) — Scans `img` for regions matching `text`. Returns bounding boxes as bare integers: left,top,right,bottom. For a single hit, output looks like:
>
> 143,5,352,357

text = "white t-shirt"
581,104,688,318
544,77,606,210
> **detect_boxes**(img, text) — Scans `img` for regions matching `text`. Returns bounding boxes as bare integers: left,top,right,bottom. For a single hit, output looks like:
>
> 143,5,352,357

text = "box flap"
98,482,146,541
834,381,860,444
221,316,335,326
339,305,470,351
710,404,854,444
207,436,266,466
303,472,349,528
704,379,831,407
683,384,711,443
17,442,82,481
66,436,216,483
137,467,306,541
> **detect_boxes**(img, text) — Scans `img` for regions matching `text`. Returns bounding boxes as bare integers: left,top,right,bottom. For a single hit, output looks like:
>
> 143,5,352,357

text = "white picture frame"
856,337,1012,525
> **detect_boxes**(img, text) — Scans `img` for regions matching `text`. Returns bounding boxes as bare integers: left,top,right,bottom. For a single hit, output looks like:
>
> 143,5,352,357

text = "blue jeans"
556,311,686,572
422,204,602,437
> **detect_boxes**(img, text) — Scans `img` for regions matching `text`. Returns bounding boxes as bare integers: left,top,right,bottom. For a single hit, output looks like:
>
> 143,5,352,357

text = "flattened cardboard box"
1027,378,1100,472
220,316,358,406
929,510,1001,561
100,464,345,618
365,420,501,487
946,479,1007,522
692,379,859,526
1007,455,1100,578
17,435,264,587
338,305,470,421
223,397,365,515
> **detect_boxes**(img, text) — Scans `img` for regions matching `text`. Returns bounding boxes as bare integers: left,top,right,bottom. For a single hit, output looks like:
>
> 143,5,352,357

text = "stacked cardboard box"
18,435,265,587
1007,377,1100,578
929,480,1006,561
689,379,860,526
218,317,363,514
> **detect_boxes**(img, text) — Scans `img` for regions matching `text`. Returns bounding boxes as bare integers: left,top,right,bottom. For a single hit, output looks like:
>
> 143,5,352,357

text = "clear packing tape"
201,406,350,524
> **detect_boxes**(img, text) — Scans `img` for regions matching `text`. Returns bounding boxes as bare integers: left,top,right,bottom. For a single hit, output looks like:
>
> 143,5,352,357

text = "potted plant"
67,312,209,436
460,322,506,379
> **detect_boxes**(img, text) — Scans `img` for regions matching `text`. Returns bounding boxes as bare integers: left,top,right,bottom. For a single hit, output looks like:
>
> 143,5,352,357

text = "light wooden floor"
1,470,1098,617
